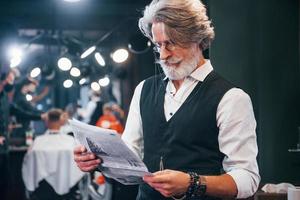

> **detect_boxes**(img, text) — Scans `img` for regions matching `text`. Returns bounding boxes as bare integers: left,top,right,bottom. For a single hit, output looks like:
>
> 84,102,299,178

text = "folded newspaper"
69,119,151,185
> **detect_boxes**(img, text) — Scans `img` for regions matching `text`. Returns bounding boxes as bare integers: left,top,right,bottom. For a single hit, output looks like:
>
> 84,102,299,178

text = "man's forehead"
151,22,170,43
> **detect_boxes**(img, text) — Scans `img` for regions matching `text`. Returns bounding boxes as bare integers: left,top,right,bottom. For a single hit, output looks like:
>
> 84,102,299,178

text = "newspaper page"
69,119,151,185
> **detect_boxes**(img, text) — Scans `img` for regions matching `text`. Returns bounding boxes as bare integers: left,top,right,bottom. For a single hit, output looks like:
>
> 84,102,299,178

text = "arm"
10,103,42,120
144,88,260,199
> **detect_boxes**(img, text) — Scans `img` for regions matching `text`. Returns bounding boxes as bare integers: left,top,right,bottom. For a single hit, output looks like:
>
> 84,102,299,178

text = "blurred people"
88,91,105,126
11,77,46,140
0,65,17,200
59,104,76,136
78,90,103,124
95,102,124,134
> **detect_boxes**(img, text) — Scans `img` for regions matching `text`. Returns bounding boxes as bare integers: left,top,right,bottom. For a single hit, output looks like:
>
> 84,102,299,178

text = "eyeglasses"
153,40,177,53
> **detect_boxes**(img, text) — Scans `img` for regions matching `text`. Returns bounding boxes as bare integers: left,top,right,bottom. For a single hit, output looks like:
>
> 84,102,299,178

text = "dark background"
0,0,299,190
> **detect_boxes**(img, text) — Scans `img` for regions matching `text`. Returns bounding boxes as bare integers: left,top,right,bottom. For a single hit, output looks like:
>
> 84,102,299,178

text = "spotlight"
10,56,22,68
26,94,33,101
112,48,129,63
58,57,72,71
91,82,100,91
30,67,41,78
70,67,81,77
79,78,87,85
98,77,110,87
95,52,105,67
63,79,73,88
81,46,96,59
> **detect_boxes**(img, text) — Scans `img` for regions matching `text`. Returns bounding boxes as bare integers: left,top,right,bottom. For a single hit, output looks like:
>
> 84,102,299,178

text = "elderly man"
74,0,260,199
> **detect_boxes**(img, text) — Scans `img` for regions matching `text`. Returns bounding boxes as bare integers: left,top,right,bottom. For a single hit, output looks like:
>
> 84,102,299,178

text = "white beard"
159,54,199,80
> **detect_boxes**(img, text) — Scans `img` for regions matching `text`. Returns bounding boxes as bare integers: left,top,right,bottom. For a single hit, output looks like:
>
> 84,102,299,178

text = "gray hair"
138,0,214,50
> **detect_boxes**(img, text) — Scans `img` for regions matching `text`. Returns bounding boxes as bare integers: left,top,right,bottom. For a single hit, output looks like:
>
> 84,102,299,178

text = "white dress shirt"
121,60,260,198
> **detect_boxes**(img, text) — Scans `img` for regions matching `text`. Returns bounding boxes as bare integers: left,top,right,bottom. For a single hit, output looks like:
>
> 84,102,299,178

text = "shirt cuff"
227,169,260,198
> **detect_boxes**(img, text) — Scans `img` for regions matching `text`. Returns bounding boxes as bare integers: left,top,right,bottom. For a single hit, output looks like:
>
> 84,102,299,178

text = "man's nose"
159,46,171,60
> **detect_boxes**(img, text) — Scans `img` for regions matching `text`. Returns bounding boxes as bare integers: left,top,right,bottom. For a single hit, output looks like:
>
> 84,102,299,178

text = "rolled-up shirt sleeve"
217,88,260,198
121,81,145,160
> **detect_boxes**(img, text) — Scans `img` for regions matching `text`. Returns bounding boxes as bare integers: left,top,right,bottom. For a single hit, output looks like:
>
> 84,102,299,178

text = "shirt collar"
163,59,213,82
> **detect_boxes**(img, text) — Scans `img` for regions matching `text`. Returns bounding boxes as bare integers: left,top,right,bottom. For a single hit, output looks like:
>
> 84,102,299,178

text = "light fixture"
30,67,41,78
112,48,129,63
91,82,100,91
95,52,105,67
79,78,87,85
26,94,33,101
63,79,73,88
10,56,22,68
80,46,96,59
98,77,110,87
8,46,23,68
70,67,81,77
58,57,72,71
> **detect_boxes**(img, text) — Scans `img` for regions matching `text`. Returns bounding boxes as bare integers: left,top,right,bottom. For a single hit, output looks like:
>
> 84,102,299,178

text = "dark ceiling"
0,0,152,77
0,0,150,30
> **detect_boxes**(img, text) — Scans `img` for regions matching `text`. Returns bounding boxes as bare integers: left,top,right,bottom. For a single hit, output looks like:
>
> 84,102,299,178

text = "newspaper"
69,119,151,185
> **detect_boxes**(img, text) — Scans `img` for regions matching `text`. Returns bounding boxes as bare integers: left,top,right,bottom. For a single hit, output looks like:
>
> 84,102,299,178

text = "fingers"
76,159,100,172
73,145,101,172
143,170,171,183
74,145,86,154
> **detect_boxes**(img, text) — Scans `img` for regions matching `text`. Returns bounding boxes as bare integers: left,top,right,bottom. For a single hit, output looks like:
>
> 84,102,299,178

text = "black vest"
138,71,234,200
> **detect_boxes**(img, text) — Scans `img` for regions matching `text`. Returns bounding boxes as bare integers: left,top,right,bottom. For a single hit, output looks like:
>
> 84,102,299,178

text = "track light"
112,48,129,63
98,77,110,87
95,52,105,67
63,79,73,88
91,82,100,91
70,67,81,77
58,57,72,71
79,78,87,85
30,67,41,78
81,46,96,59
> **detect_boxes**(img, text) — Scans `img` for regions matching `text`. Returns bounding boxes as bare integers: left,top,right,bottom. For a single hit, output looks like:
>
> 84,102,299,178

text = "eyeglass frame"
153,40,177,53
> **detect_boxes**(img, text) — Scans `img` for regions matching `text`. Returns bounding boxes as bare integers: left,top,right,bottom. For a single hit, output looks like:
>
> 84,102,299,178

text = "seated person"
22,108,85,199
95,103,124,134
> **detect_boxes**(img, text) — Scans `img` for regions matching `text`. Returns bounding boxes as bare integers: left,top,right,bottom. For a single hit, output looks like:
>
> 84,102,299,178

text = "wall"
208,0,300,184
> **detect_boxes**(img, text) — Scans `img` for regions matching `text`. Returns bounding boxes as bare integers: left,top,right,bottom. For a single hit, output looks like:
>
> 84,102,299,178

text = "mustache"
156,56,181,66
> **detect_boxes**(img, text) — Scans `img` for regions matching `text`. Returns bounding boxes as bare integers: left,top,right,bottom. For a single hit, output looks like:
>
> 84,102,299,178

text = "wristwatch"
196,175,207,196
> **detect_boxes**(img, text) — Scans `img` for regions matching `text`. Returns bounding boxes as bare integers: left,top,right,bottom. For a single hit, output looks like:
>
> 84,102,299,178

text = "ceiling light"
112,48,129,63
98,77,110,87
10,56,22,68
70,67,81,77
79,78,86,85
58,57,72,71
81,46,96,59
95,52,105,66
63,79,73,88
30,67,41,78
26,94,33,101
91,82,100,91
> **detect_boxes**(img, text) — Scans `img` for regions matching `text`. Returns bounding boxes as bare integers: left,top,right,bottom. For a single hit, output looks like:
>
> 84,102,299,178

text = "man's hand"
143,169,190,197
73,145,101,172
0,136,5,145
